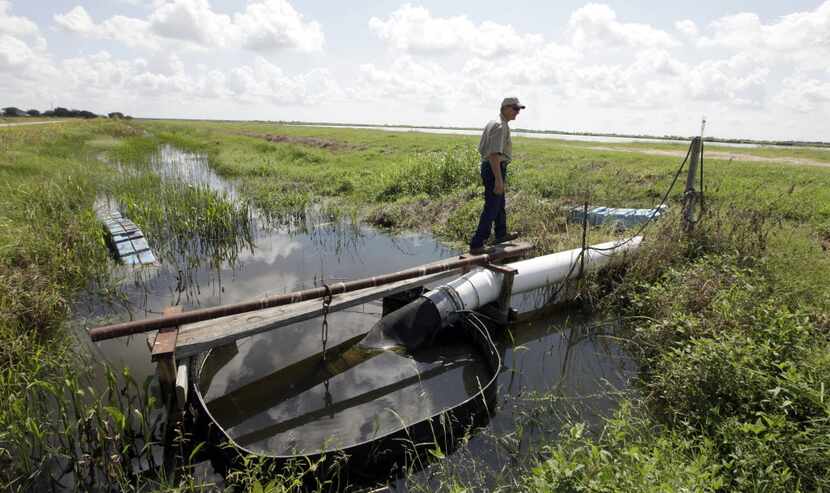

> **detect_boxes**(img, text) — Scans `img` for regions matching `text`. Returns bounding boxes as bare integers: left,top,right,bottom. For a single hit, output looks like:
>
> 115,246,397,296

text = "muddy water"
78,146,636,487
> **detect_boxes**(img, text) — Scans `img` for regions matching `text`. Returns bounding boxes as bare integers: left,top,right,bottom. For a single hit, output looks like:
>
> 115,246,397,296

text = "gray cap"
501,97,526,109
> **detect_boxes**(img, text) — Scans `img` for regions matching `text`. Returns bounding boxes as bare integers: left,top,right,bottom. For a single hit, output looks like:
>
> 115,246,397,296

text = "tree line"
2,106,132,119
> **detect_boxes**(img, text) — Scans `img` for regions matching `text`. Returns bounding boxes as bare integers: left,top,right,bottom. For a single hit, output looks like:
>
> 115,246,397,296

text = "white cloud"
775,76,830,112
685,53,769,106
0,1,38,37
233,0,324,52
501,42,581,85
557,49,685,108
147,0,233,45
674,19,698,37
0,34,34,69
54,7,158,50
699,2,830,69
53,5,96,33
0,2,50,75
229,57,339,105
354,56,470,112
54,0,324,53
2,41,338,116
369,4,542,57
568,3,680,50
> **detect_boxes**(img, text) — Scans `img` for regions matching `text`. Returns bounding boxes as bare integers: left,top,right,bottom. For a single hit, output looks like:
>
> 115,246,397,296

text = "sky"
1,0,829,141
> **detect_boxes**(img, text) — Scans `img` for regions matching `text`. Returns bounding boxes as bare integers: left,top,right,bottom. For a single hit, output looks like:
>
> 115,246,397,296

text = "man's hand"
488,153,504,195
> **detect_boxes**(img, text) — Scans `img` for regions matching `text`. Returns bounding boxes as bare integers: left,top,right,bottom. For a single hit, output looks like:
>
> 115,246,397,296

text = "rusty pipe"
88,245,532,342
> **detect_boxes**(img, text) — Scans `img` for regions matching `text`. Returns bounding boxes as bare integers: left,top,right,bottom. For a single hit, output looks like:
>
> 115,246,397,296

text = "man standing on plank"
469,97,525,255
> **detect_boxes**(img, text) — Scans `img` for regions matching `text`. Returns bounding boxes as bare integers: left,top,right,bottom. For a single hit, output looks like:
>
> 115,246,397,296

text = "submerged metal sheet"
100,211,157,265
194,310,500,460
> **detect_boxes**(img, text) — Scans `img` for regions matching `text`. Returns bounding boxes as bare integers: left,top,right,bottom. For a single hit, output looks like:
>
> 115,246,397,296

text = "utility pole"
682,117,705,232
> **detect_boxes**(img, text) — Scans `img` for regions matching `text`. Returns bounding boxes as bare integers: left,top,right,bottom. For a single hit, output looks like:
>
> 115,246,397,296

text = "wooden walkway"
164,240,531,358
173,270,455,358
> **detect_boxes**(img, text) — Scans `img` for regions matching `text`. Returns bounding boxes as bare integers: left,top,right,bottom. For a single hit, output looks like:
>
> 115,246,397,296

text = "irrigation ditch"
9,120,827,491
73,144,640,490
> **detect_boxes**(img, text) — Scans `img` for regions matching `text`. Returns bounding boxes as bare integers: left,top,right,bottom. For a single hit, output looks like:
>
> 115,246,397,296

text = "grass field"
1,118,828,491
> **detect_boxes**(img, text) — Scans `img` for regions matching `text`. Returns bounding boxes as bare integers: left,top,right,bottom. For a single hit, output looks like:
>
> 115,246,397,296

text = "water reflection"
79,146,457,387
196,303,635,477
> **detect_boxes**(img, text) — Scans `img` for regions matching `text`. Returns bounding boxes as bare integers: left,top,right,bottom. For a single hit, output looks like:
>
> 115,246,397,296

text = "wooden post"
683,136,702,232
152,306,182,402
151,306,182,481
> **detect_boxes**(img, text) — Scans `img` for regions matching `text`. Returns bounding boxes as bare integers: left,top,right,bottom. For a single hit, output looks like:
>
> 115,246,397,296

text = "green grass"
0,120,258,491
2,118,829,491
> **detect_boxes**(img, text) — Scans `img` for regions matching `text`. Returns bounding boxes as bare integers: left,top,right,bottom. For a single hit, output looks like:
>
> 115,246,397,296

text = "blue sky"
2,0,829,140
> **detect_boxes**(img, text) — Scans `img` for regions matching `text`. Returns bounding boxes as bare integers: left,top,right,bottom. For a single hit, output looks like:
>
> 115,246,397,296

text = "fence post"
683,136,702,232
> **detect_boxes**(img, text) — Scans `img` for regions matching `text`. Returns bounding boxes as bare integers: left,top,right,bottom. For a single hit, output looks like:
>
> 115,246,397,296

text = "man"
469,97,525,255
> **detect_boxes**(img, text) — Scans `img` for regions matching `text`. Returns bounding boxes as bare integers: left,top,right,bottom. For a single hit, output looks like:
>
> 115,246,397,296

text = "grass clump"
374,146,480,201
526,404,726,492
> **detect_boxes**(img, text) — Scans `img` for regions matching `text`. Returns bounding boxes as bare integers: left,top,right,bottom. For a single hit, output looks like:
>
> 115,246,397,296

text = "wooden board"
172,240,533,358
175,270,458,358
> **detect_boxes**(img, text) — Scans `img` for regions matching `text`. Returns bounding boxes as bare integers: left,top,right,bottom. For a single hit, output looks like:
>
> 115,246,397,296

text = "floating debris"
569,205,667,229
100,211,157,265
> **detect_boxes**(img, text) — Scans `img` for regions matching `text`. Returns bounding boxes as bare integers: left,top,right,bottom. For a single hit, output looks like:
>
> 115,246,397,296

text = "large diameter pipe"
87,244,532,342
425,237,642,325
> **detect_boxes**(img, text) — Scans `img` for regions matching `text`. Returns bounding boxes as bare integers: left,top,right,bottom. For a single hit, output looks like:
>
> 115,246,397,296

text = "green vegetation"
1,118,828,491
0,120,256,491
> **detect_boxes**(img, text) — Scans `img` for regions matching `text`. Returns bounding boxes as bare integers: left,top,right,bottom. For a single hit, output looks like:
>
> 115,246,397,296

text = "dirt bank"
241,131,363,151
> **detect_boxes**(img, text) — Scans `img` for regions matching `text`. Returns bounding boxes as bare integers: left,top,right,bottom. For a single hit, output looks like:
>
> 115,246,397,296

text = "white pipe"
424,237,642,323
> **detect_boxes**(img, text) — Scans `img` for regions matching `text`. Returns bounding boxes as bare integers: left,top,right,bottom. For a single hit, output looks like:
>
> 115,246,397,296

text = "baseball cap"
501,97,526,109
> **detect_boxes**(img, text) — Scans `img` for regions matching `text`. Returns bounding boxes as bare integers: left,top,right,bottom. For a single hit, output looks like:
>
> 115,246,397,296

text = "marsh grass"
116,121,830,490
0,121,262,491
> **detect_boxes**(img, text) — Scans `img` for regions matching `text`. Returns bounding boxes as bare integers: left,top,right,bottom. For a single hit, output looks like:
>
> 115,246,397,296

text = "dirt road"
0,120,68,128
582,145,830,169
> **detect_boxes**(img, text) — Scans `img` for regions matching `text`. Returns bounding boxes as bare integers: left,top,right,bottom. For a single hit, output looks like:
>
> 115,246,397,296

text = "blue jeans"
470,160,508,249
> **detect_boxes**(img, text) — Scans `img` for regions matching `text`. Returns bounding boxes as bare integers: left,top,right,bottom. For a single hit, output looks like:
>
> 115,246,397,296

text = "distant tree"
78,110,97,119
53,107,71,117
42,110,55,117
108,112,125,119
3,107,26,117
27,109,40,116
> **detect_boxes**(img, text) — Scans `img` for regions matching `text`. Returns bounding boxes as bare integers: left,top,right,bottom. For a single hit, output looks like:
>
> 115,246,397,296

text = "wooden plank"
174,270,460,358
458,240,532,260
